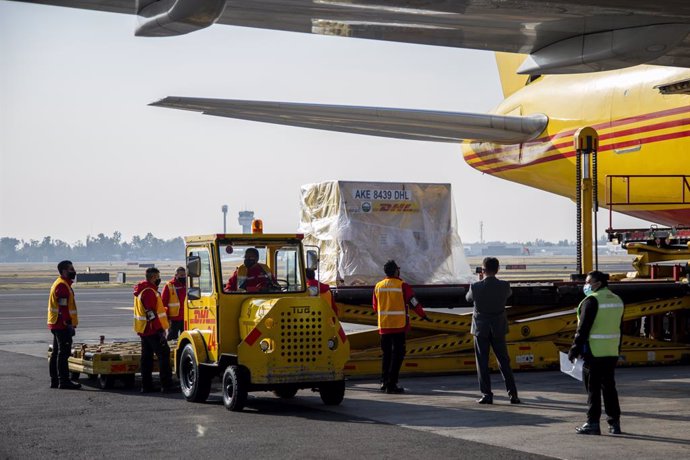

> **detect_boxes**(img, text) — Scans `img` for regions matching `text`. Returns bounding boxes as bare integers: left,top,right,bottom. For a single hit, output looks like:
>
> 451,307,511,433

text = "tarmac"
1,288,689,459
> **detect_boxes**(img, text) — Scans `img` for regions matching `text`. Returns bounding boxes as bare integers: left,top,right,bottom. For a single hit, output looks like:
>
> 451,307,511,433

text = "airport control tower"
238,210,254,234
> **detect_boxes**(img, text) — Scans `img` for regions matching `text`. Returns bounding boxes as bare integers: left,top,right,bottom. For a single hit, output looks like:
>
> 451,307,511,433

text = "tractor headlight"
259,339,272,352
327,336,338,350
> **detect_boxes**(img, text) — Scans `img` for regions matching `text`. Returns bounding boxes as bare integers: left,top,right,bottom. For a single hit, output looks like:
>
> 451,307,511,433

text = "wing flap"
150,97,547,144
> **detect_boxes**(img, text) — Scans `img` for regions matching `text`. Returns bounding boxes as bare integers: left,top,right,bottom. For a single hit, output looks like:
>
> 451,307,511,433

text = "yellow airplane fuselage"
463,65,690,227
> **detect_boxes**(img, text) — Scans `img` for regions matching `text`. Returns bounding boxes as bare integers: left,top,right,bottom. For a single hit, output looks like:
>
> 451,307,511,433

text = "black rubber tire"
98,374,115,390
122,374,136,389
86,373,97,381
319,380,345,406
273,386,298,399
222,365,249,412
70,371,80,381
178,343,212,403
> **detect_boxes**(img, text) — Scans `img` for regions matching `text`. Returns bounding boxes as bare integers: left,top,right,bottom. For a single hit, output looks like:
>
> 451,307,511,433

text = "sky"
0,1,654,245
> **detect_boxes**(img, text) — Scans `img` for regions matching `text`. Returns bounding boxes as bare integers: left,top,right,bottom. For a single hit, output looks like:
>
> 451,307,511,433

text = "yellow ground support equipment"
339,285,690,378
175,232,350,411
58,340,172,389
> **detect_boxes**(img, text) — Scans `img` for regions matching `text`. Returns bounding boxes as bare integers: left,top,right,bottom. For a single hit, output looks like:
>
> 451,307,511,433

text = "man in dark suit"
466,257,520,404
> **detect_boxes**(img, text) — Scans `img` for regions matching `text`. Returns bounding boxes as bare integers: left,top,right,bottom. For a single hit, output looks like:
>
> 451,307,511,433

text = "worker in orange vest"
133,267,174,393
161,267,186,340
373,260,431,394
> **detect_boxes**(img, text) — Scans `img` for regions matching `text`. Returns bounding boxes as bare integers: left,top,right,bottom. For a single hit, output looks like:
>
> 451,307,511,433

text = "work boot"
575,422,601,435
50,379,59,389
386,384,405,394
141,386,158,394
379,383,387,392
510,394,521,404
477,394,493,404
608,421,622,435
58,381,82,390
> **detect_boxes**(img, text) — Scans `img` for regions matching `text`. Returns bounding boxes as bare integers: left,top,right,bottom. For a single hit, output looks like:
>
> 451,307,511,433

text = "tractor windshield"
219,241,305,294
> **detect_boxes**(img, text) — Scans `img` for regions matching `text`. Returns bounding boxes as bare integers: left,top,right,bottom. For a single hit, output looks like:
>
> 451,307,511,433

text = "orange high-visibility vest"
164,281,181,317
47,277,78,327
133,288,169,334
374,278,406,330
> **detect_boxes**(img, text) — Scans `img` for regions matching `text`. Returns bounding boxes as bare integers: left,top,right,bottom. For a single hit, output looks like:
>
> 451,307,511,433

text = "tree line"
0,232,184,263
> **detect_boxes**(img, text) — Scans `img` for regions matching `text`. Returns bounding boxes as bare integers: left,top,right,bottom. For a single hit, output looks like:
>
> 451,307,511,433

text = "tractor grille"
279,308,324,364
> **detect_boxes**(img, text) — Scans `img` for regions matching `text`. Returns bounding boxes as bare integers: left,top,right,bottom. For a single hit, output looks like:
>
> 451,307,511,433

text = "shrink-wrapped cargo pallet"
299,181,472,286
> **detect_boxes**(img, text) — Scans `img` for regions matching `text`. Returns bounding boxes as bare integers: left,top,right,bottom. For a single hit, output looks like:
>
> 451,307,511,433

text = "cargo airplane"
13,0,690,228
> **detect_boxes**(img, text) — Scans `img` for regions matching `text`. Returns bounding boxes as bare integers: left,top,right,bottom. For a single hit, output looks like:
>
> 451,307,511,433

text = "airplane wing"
149,97,547,144
11,0,690,73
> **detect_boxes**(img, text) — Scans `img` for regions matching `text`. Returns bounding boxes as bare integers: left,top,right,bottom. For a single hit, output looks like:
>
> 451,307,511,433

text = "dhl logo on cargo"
374,202,419,212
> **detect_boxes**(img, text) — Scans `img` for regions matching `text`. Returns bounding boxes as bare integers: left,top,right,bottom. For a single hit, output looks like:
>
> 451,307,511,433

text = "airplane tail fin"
495,52,530,98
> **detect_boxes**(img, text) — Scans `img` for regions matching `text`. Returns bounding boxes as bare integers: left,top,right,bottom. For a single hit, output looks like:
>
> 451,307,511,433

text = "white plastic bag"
559,351,583,381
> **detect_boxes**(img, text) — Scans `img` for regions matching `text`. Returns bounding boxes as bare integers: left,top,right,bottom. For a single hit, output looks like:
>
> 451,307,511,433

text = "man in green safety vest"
568,270,624,435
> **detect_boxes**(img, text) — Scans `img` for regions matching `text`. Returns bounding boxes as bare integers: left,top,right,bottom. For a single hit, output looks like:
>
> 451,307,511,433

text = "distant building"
482,245,522,256
238,210,254,234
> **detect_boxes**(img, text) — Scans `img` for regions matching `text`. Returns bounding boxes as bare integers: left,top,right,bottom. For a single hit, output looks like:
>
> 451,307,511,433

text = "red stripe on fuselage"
465,105,690,165
483,129,690,174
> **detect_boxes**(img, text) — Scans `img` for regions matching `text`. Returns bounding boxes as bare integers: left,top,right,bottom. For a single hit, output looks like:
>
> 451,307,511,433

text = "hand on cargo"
567,346,580,363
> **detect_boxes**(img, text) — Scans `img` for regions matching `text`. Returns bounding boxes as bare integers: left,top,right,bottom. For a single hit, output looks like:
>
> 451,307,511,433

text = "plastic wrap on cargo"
299,181,473,286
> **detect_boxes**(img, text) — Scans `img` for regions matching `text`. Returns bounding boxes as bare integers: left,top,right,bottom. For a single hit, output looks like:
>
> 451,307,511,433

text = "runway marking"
0,292,131,297
3,314,131,320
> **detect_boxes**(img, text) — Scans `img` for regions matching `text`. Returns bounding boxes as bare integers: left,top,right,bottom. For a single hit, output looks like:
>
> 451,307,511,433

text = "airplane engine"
135,0,227,37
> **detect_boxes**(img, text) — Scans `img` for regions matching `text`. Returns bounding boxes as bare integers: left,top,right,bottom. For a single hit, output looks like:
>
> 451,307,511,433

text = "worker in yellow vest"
161,267,186,340
47,260,81,390
133,267,174,393
373,260,432,394
568,270,624,435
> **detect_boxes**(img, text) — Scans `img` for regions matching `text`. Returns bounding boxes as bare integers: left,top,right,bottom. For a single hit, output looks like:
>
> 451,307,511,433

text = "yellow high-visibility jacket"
133,287,169,335
47,277,78,327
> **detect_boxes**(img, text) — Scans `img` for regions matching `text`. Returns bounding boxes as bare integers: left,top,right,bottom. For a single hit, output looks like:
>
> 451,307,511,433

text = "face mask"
177,277,186,284
67,271,77,280
244,258,256,268
154,279,161,287
583,283,593,296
